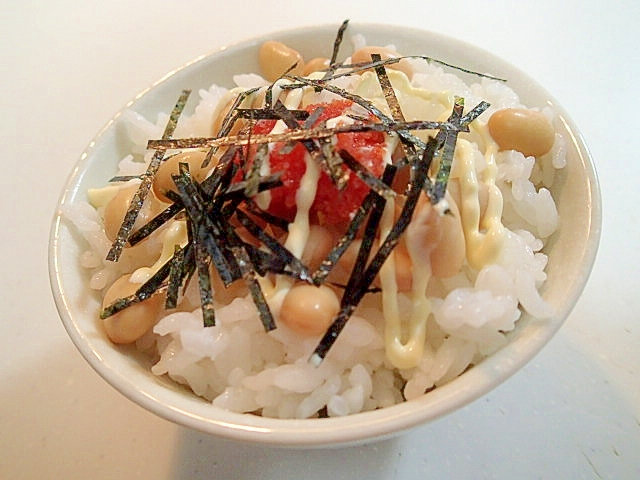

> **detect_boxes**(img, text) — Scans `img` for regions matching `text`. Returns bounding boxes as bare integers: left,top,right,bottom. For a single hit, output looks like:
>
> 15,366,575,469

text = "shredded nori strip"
320,134,348,189
222,172,283,202
234,209,311,283
273,100,310,137
235,108,309,121
322,54,506,83
106,90,191,262
371,53,404,122
174,163,216,326
288,73,416,142
242,99,313,198
303,104,325,128
311,191,378,285
243,198,290,232
172,166,235,286
109,175,142,182
343,165,397,294
282,74,427,151
428,98,490,204
354,141,435,297
239,257,276,331
135,146,284,330
166,244,186,309
200,146,217,171
370,52,419,165
100,293,139,319
217,220,276,331
330,19,350,66
338,149,396,200
241,245,288,277
203,87,261,168
460,100,491,125
100,253,175,319
430,97,464,204
127,201,183,246
316,19,351,88
311,165,396,291
218,87,260,133
200,145,239,197
146,117,465,151
244,139,269,198
193,227,216,327
304,109,345,188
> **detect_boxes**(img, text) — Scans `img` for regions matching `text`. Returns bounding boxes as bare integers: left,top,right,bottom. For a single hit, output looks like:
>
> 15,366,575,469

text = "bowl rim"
49,21,602,447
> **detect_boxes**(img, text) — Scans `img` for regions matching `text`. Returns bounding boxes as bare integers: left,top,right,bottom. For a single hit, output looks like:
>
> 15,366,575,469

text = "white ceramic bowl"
49,23,601,447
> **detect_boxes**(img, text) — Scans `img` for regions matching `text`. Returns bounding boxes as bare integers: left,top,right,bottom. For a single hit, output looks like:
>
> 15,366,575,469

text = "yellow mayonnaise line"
369,69,506,368
262,84,318,308
87,184,121,209
403,203,435,368
130,219,188,283
378,198,400,351
360,69,449,369
88,178,142,210
380,197,430,370
354,70,452,141
268,149,320,309
454,138,505,271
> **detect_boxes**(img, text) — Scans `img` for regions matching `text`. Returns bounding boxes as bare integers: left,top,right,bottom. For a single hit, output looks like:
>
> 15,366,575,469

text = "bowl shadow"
170,430,401,480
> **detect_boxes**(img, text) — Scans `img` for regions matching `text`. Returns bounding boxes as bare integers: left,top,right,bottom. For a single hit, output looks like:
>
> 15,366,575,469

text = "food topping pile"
66,21,565,417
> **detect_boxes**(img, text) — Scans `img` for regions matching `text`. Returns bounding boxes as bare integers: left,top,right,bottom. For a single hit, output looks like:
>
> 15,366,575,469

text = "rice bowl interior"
49,23,601,447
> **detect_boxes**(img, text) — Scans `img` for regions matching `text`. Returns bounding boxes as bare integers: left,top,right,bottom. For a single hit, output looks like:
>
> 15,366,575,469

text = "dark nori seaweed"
235,108,309,121
371,53,405,123
100,24,493,360
234,209,311,283
106,90,191,262
330,19,350,66
327,55,505,83
428,98,490,205
311,191,377,285
165,244,186,310
127,202,184,246
108,175,142,182
338,149,395,200
146,118,462,152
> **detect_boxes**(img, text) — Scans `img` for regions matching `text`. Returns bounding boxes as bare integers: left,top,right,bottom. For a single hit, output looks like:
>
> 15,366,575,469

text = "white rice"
65,40,566,419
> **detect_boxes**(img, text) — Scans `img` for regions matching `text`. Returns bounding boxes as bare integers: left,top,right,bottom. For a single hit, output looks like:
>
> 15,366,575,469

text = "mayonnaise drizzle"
130,220,188,283
262,83,318,309
379,198,431,369
454,138,505,271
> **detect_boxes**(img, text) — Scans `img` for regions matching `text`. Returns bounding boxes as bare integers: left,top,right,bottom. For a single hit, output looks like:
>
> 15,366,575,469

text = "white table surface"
3,1,639,478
